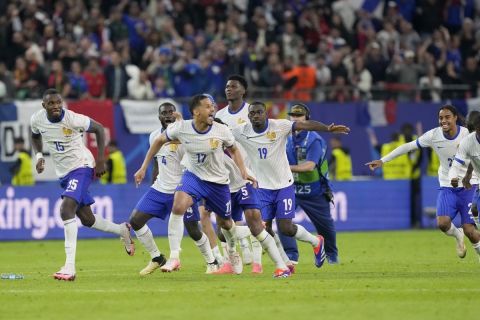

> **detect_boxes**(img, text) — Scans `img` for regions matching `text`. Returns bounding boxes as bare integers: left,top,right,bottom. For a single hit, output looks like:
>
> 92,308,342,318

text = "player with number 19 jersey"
232,119,295,221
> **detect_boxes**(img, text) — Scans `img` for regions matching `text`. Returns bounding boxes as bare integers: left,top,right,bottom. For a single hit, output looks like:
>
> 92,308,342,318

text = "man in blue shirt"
278,103,339,264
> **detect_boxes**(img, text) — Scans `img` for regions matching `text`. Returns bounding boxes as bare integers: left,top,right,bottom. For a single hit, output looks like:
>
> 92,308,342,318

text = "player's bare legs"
173,191,218,272
244,209,288,274
77,205,135,256
275,218,326,268
200,206,224,264
437,216,466,258
129,210,166,275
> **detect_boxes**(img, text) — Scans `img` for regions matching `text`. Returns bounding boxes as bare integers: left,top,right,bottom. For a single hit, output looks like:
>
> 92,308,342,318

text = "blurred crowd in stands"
1,0,480,103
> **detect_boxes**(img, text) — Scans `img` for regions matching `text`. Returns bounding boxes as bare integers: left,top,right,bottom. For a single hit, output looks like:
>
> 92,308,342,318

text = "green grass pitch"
1,230,479,320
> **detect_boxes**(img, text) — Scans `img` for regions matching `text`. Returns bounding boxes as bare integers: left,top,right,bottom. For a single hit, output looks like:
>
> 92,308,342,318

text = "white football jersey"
449,132,480,183
166,120,235,184
232,119,295,190
417,126,478,187
149,128,185,193
215,102,250,127
30,109,95,178
223,154,246,193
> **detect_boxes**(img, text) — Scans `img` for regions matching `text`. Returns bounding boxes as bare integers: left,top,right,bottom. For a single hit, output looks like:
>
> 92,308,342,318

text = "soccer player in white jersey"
30,89,134,281
205,81,263,271
367,105,478,258
128,102,205,275
134,94,252,275
448,111,480,260
232,101,350,268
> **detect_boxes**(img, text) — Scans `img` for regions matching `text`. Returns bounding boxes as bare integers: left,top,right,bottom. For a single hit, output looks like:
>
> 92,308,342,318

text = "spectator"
13,57,31,100
127,68,154,100
462,56,480,98
387,50,424,101
105,51,129,102
47,59,71,98
419,64,443,102
351,55,372,100
100,140,127,184
83,58,106,99
0,62,14,101
315,53,332,101
68,61,88,99
283,53,316,101
327,75,351,102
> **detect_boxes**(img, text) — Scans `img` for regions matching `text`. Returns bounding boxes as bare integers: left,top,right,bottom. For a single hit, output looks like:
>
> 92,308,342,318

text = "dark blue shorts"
135,187,199,221
257,184,296,221
177,171,231,219
205,183,260,221
437,185,477,225
60,167,95,207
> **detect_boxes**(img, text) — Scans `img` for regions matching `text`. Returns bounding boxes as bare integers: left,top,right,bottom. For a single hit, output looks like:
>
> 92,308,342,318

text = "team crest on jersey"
266,131,276,141
209,138,220,150
237,118,246,125
62,127,73,137
169,143,178,152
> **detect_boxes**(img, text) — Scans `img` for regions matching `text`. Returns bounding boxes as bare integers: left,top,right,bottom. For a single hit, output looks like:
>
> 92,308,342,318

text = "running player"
367,105,479,258
231,101,350,268
31,88,134,281
128,102,206,275
134,94,249,274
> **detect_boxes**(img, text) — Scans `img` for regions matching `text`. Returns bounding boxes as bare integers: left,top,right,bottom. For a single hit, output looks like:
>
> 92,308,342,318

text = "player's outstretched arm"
365,159,384,171
366,140,418,171
294,120,350,134
134,133,169,187
31,132,45,174
87,119,107,177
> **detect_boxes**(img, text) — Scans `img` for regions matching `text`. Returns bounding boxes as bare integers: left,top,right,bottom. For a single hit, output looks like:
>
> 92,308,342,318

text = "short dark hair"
43,88,60,100
158,102,176,113
189,94,209,114
108,140,118,147
468,111,480,132
14,137,25,144
249,101,266,110
227,74,248,91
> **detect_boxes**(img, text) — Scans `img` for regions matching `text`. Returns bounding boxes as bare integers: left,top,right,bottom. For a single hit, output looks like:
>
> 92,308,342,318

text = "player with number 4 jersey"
232,101,350,269
367,105,479,260
30,89,134,281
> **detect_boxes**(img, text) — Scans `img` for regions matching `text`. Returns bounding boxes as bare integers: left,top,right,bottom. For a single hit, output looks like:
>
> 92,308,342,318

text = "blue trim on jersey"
165,129,171,141
253,119,269,134
86,118,92,132
47,109,65,123
416,138,423,149
443,125,460,140
227,102,246,115
476,133,480,144
454,157,466,165
191,122,212,134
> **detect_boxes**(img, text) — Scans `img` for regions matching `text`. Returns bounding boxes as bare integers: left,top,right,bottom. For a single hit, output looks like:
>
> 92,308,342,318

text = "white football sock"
257,230,286,269
221,225,238,255
273,232,292,264
91,214,122,234
473,242,480,256
235,225,252,239
212,245,224,264
220,241,229,262
251,235,263,264
445,223,462,241
63,218,78,267
168,213,184,259
134,225,161,259
195,233,215,264
294,224,320,247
